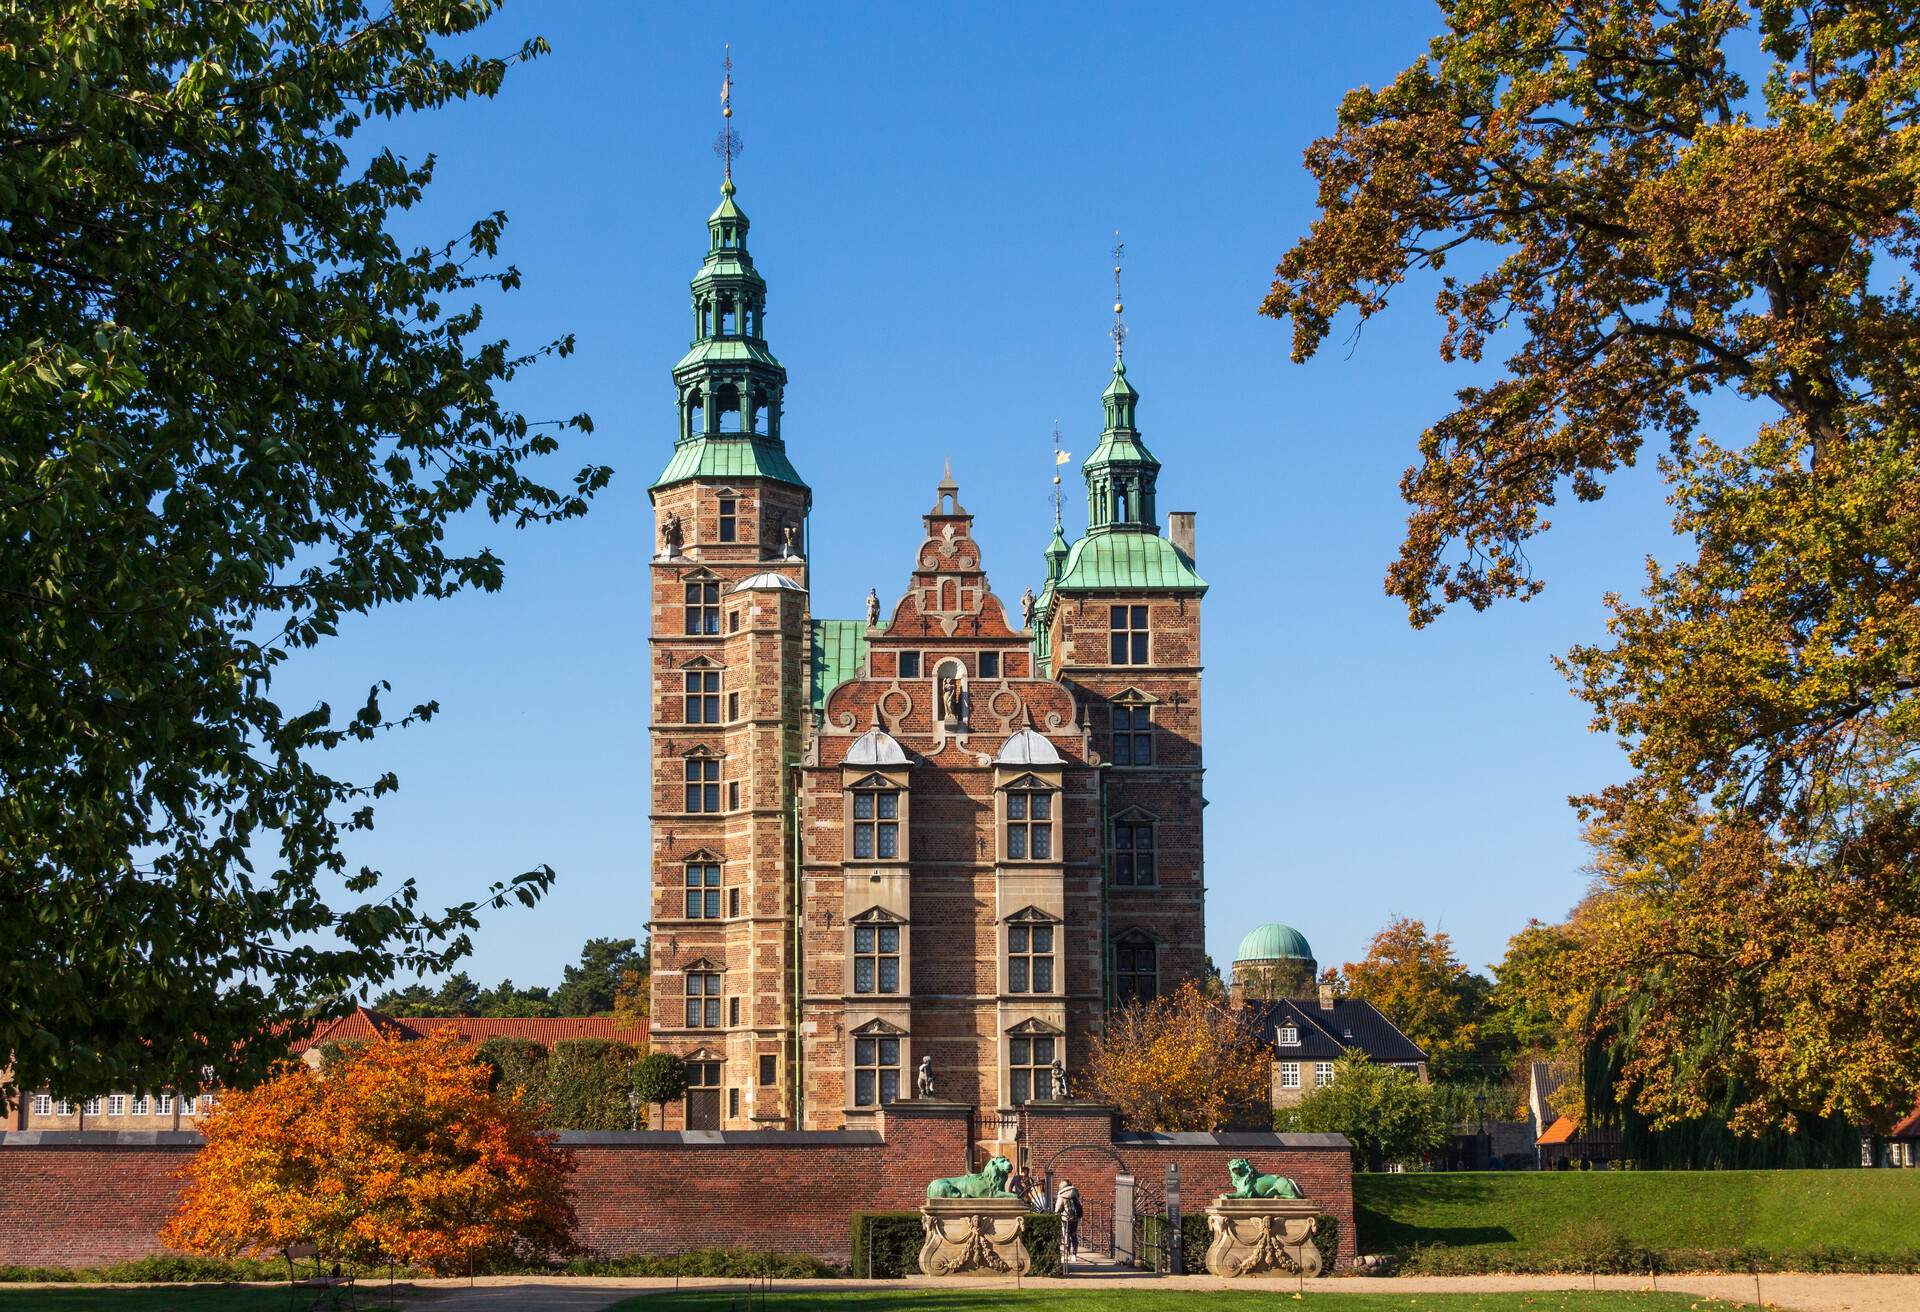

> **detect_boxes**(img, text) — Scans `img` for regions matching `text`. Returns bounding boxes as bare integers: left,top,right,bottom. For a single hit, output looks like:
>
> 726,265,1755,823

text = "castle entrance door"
686,1061,721,1130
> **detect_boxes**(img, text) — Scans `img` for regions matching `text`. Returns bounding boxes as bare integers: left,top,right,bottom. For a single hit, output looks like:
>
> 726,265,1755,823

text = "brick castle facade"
647,177,1209,1130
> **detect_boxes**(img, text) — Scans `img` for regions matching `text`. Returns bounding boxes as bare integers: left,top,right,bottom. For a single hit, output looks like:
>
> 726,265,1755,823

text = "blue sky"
281,2,1721,995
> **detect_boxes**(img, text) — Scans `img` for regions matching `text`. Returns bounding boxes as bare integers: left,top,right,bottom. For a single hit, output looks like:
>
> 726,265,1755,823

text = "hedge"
475,1035,549,1106
559,1248,838,1277
546,1038,639,1130
851,1210,1062,1277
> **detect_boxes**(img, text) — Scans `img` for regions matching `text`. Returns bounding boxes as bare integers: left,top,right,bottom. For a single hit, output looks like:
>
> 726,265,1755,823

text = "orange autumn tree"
1086,980,1269,1131
164,1030,575,1273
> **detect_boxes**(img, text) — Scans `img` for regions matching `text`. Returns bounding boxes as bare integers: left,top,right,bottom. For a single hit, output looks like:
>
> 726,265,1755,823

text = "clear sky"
278,1,1703,997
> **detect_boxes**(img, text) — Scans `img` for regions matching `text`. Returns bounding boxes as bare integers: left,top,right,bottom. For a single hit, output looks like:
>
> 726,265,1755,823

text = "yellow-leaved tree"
1086,981,1269,1131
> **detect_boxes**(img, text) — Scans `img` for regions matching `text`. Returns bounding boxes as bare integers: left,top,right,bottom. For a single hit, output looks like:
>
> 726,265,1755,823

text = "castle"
646,174,1209,1130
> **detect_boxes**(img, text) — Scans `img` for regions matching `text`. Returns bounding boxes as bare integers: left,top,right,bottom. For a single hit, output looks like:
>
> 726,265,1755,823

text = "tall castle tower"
648,108,1206,1132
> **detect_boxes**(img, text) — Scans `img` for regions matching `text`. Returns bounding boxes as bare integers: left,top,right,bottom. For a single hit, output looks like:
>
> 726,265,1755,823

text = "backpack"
1062,1193,1082,1222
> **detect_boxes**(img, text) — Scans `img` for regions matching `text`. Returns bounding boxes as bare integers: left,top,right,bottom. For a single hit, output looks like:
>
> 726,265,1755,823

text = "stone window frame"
848,1018,908,1109
682,957,726,1029
842,767,910,864
897,650,921,679
1002,906,1061,997
846,907,908,997
717,494,738,543
978,649,1001,679
681,656,724,725
680,849,725,920
682,1048,724,1124
1112,927,1162,1004
1108,603,1150,665
682,568,723,636
1108,687,1160,766
680,745,725,814
995,770,1061,864
1004,1018,1065,1109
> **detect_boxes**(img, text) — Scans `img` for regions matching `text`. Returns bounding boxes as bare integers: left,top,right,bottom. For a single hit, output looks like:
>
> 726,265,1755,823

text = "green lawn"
1356,1169,1920,1266
0,1288,412,1312
612,1294,1713,1312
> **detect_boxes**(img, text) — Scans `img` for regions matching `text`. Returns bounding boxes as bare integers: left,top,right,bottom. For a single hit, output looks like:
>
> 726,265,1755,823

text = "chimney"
1318,981,1336,1012
1168,511,1196,560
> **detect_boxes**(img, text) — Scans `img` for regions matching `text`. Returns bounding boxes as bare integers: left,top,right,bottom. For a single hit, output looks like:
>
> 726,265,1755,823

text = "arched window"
715,383,742,433
719,295,737,335
686,388,707,435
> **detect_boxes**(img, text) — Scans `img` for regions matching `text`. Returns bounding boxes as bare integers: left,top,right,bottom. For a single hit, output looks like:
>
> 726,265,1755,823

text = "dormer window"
1278,1024,1300,1048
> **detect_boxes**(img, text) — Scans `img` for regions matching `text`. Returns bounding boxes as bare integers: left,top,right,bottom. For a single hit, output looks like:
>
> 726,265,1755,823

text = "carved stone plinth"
917,1197,1031,1276
1204,1198,1324,1278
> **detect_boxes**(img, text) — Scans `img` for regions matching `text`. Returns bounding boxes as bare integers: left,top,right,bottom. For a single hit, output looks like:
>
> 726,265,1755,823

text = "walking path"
401,1270,1920,1312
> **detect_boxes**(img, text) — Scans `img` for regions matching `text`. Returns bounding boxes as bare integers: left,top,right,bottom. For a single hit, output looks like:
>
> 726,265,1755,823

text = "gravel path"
404,1271,1920,1312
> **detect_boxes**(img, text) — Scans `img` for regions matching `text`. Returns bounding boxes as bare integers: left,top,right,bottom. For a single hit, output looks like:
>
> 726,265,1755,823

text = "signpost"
1166,1162,1182,1274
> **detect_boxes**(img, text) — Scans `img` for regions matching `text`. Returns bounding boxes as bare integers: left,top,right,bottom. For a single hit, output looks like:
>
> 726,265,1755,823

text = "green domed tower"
1231,922,1319,1001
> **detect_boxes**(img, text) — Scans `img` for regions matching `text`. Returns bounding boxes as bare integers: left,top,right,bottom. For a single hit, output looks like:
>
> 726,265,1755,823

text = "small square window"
978,651,1000,678
898,651,921,679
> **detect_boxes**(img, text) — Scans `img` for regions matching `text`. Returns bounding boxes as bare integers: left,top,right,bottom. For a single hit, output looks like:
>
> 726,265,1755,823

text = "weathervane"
715,45,742,183
1051,421,1070,529
1111,232,1128,361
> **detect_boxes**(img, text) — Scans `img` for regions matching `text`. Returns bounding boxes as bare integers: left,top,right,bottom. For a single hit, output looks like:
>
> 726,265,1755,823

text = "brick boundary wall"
0,1102,1354,1270
1022,1102,1358,1269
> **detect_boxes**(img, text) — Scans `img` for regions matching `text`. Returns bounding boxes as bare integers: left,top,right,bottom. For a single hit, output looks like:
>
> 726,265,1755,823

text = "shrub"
1024,1212,1061,1276
851,1211,923,1278
631,1050,689,1128
546,1038,637,1130
1132,1211,1339,1273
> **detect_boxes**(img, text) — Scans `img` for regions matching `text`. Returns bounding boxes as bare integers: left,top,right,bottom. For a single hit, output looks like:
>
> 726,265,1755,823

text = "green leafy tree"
1,0,606,1108
1277,1053,1450,1170
1337,917,1489,1080
631,1051,689,1129
1265,0,1920,1132
552,938,645,1016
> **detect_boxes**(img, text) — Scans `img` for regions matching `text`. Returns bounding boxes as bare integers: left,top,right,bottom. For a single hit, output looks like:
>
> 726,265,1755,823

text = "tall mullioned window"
1112,705,1152,764
1112,820,1155,886
1008,921,1055,993
852,785,900,859
852,923,900,994
1009,1033,1056,1104
684,670,720,723
717,497,737,542
684,863,721,919
685,581,720,635
685,972,722,1028
853,1035,901,1107
1005,787,1054,860
1109,605,1149,664
1115,933,1158,1003
684,759,720,812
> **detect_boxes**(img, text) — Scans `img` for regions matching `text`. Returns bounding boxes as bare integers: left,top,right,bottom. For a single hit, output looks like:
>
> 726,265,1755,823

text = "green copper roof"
809,619,871,710
1235,923,1315,963
1082,429,1159,471
1053,531,1206,593
651,436,807,491
672,338,784,372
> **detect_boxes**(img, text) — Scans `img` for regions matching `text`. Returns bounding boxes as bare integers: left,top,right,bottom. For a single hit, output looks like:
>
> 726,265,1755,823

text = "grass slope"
1357,1170,1920,1267
613,1295,1707,1312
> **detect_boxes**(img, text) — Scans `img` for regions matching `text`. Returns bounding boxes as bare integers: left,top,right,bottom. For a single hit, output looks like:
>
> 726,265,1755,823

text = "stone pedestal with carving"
1203,1198,1324,1278
917,1197,1031,1276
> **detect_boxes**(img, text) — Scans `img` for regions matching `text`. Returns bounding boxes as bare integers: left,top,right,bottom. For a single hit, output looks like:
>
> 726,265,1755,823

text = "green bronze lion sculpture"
1226,1157,1305,1200
927,1154,1017,1200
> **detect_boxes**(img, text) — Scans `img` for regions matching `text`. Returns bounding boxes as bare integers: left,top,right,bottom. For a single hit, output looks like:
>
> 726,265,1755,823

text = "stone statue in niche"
781,522,797,558
916,1055,935,1099
1019,586,1036,629
937,673,966,723
658,512,682,559
866,588,881,626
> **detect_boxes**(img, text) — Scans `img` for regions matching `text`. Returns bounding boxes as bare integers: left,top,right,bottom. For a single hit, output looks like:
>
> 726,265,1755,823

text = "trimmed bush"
1024,1212,1061,1276
851,1210,922,1278
475,1035,549,1105
0,1256,329,1284
546,1038,637,1130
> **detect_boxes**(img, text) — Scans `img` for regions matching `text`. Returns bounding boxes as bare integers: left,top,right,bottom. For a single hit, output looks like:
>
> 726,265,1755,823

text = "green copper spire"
1082,359,1161,533
652,64,806,494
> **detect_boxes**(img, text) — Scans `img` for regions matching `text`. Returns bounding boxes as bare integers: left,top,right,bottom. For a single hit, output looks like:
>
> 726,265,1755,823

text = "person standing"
1054,1178,1082,1259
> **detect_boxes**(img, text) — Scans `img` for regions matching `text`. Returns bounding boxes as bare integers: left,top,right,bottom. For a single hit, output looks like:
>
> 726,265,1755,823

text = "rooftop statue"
927,1154,1016,1200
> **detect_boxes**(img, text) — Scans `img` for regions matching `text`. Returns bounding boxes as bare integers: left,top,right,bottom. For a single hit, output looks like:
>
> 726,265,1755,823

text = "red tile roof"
297,1007,647,1052
1891,1101,1920,1139
1536,1114,1579,1145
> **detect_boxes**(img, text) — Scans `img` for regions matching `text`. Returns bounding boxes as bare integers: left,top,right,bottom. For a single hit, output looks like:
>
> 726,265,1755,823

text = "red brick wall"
0,1104,1353,1270
1022,1105,1357,1269
0,1140,196,1267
